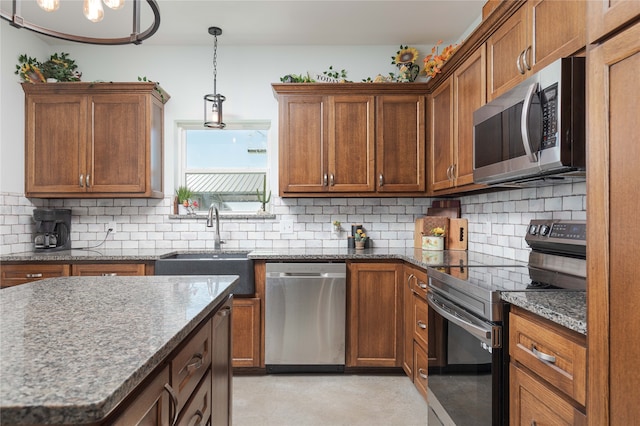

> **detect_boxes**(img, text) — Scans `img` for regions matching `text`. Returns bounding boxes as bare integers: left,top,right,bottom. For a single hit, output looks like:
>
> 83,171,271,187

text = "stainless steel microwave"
473,57,585,186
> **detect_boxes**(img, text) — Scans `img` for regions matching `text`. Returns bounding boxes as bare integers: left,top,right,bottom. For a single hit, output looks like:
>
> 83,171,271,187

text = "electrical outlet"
108,221,117,234
280,219,293,234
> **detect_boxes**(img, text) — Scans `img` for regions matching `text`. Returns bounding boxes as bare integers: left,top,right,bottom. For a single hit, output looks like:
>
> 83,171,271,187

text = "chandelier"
0,0,160,45
204,26,226,129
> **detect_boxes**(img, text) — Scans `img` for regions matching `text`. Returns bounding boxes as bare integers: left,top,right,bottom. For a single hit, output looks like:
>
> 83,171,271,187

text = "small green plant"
280,73,315,83
256,175,271,211
138,76,167,102
322,66,347,80
175,186,192,204
40,52,81,81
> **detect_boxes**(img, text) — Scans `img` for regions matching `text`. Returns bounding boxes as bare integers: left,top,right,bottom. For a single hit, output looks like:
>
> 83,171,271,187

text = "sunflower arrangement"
15,52,81,83
15,55,45,83
430,227,446,237
423,41,458,78
391,45,421,82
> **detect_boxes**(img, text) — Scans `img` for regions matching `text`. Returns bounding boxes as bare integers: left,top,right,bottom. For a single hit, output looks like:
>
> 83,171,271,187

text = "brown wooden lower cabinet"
0,263,70,288
71,263,146,276
232,297,261,368
413,341,429,402
347,262,403,367
111,365,171,426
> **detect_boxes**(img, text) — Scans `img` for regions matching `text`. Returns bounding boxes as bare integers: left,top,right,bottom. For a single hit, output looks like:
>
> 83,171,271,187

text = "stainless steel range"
426,220,586,426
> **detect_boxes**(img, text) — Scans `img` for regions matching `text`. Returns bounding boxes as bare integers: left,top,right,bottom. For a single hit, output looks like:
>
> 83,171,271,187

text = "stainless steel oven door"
426,289,505,426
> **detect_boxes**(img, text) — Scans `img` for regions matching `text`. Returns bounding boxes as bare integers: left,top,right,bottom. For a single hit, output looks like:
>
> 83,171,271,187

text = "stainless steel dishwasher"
265,262,346,373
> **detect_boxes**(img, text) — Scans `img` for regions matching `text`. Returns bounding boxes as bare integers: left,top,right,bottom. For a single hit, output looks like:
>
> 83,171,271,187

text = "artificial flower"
393,46,420,65
423,40,458,78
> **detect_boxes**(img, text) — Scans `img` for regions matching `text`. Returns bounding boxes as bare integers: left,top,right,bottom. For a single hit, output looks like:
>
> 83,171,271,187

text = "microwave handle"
521,82,539,163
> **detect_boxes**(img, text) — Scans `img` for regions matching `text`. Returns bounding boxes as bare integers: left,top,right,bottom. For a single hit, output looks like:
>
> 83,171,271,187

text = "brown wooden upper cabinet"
22,82,169,198
587,0,640,44
487,0,586,100
429,45,486,193
273,83,427,197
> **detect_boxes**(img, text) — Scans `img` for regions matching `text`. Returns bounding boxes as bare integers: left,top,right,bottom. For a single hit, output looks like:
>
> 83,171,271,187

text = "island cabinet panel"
0,263,70,288
232,297,261,367
22,82,168,198
487,0,586,101
347,262,402,367
110,365,171,426
211,297,233,426
509,307,586,424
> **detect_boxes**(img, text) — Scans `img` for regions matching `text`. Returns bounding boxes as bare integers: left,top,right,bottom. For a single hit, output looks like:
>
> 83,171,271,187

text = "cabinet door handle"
522,46,532,71
186,353,204,373
418,368,427,379
323,173,328,186
379,173,384,187
451,164,456,180
417,320,427,329
86,174,91,187
163,383,179,426
418,282,427,290
330,173,335,186
79,174,84,188
189,409,204,426
407,273,415,289
518,50,526,74
217,305,231,317
532,345,556,363
26,273,43,278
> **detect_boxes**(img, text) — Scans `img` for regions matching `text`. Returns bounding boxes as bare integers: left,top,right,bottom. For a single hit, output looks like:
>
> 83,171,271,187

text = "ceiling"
1,0,485,46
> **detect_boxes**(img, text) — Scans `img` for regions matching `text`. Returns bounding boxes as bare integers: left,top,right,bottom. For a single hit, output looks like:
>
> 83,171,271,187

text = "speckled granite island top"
501,291,586,335
0,275,238,425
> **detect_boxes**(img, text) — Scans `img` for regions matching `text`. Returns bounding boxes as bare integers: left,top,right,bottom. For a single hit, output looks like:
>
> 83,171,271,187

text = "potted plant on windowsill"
256,175,271,215
176,186,193,215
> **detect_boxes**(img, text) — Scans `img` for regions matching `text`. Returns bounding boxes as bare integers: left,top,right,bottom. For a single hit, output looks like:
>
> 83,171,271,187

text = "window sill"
168,213,276,220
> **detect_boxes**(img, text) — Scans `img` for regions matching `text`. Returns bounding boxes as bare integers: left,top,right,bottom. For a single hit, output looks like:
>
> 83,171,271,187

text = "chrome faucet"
207,205,224,249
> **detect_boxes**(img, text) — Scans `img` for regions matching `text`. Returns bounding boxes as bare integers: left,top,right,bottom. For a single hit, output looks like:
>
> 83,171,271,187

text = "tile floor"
232,373,431,426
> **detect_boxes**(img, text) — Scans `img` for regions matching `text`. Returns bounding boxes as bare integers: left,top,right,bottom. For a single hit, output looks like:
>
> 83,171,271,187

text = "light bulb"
210,103,220,123
83,0,104,22
103,0,124,10
36,0,60,12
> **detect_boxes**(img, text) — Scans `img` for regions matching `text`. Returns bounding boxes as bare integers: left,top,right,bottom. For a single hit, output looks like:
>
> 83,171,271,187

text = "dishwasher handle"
267,271,345,279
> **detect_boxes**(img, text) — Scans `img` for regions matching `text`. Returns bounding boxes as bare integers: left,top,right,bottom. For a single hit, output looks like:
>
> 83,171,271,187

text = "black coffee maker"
33,209,71,251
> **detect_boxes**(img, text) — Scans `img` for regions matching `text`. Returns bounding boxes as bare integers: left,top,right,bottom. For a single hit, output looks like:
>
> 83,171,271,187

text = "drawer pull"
407,273,415,289
532,345,556,364
186,353,204,372
189,409,204,426
101,273,117,276
25,273,43,278
418,368,427,380
417,320,427,330
217,306,231,317
163,383,179,426
418,282,427,290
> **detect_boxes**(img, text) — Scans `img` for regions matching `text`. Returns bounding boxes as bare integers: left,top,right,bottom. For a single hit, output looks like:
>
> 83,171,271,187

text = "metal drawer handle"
189,409,204,426
101,273,117,276
186,353,204,372
217,305,231,317
532,345,556,364
407,273,415,289
418,282,427,290
417,320,427,330
163,383,179,426
418,368,427,380
26,273,43,278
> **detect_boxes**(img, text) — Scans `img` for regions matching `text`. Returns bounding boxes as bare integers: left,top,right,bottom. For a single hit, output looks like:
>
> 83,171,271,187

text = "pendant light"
204,26,226,129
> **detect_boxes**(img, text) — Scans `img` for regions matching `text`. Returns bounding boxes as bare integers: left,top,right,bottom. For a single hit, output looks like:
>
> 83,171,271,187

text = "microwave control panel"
540,83,559,149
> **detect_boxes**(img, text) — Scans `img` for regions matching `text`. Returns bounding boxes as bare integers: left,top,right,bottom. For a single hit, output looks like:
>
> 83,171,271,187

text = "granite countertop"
0,275,238,425
501,291,586,335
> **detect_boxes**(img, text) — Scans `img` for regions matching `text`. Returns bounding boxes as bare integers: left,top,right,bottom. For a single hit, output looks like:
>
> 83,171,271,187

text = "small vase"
422,235,444,251
397,62,420,82
178,204,188,215
355,241,365,250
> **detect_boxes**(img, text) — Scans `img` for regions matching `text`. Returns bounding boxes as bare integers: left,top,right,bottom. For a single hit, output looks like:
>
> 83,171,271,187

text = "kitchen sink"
155,251,254,295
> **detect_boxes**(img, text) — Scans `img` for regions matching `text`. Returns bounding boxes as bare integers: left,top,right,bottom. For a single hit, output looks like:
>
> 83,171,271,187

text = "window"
177,121,270,213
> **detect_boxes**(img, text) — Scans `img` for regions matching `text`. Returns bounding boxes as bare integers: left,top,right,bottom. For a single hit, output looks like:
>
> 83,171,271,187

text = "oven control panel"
526,220,586,243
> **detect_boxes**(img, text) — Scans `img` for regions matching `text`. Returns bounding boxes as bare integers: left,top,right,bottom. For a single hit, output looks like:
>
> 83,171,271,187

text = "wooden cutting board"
414,218,425,248
447,218,468,251
422,216,450,248
427,207,460,218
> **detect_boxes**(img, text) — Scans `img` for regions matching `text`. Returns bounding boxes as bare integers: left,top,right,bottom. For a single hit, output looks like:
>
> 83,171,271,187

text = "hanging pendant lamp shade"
204,26,226,128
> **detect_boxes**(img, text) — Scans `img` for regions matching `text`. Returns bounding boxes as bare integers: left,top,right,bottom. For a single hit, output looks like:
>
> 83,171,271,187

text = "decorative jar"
422,235,444,251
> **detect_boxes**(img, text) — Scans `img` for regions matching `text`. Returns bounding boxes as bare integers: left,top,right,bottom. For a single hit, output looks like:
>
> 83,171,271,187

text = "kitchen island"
0,275,238,425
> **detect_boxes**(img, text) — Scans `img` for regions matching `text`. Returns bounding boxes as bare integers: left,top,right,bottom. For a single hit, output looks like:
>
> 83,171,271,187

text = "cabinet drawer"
71,263,146,276
509,311,586,406
510,363,586,425
1,264,70,288
171,319,212,413
413,341,428,402
410,267,428,298
176,369,212,426
413,294,429,350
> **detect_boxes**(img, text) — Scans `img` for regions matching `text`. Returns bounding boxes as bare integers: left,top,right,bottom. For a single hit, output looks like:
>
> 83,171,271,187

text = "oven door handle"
427,292,501,348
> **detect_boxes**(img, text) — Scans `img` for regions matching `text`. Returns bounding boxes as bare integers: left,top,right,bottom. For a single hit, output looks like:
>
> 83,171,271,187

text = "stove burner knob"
539,225,550,236
529,224,538,235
